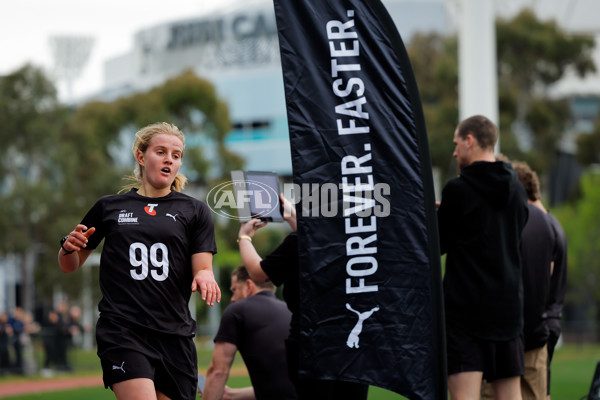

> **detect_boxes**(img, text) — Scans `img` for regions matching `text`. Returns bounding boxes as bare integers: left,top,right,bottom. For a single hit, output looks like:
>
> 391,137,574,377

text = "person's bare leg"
448,371,484,400
112,378,158,400
493,376,522,400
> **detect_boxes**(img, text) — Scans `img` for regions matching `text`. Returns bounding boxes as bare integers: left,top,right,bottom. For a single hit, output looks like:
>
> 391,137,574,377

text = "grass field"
1,343,598,399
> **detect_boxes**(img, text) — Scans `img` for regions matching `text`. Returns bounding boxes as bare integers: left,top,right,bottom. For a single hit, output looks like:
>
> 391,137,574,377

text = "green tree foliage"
496,9,596,172
406,31,526,182
575,117,600,166
407,33,459,180
552,171,600,324
69,69,243,184
496,9,595,89
0,64,72,312
407,9,595,183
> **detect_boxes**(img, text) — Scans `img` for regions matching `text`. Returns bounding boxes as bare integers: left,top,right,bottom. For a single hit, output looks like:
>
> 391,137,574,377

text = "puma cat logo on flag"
346,304,380,349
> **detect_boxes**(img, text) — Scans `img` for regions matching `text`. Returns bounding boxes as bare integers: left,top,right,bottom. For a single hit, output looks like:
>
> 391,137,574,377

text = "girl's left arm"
191,252,221,306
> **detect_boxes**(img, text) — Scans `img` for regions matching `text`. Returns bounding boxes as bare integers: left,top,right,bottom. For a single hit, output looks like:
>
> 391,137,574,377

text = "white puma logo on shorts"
112,361,126,373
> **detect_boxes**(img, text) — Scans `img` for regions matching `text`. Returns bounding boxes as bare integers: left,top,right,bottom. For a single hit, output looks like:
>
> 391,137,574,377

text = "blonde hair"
120,122,188,193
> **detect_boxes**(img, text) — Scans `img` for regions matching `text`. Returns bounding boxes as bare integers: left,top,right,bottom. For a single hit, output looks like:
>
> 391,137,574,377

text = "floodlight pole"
48,35,95,104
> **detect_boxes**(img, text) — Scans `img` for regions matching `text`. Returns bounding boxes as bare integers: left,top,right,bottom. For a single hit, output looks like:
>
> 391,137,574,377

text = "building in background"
91,0,599,191
94,0,452,178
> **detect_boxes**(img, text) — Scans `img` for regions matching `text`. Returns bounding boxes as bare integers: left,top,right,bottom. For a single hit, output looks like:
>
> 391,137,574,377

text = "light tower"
48,35,95,104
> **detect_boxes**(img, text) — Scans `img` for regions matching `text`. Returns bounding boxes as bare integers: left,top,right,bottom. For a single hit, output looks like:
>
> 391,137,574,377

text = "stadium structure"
95,0,453,178
92,0,600,202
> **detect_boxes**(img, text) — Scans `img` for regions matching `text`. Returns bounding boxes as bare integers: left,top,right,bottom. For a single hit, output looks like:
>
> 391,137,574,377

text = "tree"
406,31,524,182
552,171,600,335
407,33,459,181
406,9,596,185
496,9,596,173
575,116,600,166
0,64,72,313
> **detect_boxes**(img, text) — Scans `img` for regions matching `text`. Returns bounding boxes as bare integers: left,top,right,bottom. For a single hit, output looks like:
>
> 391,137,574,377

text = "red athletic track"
0,375,103,398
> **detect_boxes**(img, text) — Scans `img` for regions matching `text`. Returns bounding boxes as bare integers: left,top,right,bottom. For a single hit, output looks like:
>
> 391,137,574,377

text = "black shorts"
446,323,524,382
96,317,197,400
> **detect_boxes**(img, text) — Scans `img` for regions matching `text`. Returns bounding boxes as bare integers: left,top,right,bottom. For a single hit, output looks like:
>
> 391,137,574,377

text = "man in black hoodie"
437,115,529,400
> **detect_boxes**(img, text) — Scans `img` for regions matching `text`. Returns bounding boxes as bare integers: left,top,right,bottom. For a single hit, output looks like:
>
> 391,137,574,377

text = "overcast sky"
0,0,239,101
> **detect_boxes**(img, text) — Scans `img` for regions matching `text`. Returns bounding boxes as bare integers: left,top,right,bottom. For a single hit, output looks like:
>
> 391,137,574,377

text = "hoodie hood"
460,161,519,209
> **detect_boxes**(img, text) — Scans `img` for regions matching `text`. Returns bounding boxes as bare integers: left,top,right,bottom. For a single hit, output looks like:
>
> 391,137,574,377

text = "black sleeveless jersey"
81,189,217,337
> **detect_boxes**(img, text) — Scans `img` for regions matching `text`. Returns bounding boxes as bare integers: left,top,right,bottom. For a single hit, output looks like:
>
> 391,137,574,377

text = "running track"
0,367,248,398
0,375,103,398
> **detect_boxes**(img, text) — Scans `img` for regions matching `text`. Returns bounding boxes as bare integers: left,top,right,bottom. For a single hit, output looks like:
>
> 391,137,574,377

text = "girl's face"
137,133,184,191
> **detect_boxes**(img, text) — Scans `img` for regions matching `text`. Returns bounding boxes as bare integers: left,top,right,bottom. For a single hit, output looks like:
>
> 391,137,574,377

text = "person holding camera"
237,194,369,400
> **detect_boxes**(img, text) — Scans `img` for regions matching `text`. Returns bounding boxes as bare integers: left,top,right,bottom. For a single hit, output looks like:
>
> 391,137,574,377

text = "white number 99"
130,242,169,281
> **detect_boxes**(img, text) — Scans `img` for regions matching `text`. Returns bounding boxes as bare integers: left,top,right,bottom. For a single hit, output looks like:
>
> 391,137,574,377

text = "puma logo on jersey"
166,213,178,221
112,361,126,373
144,203,159,216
